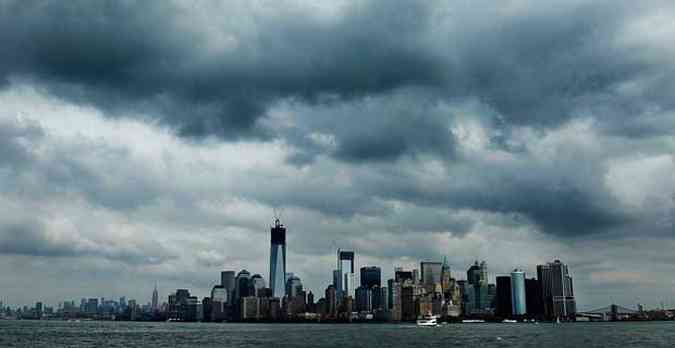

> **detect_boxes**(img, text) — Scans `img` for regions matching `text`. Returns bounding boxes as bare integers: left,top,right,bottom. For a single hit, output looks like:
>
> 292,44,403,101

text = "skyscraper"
235,269,252,301
286,275,303,298
495,276,512,318
221,271,235,293
250,274,266,297
337,249,355,298
510,269,527,316
269,218,287,298
525,278,544,319
537,260,576,321
421,261,442,292
440,257,451,296
355,286,372,312
151,283,159,311
360,266,381,289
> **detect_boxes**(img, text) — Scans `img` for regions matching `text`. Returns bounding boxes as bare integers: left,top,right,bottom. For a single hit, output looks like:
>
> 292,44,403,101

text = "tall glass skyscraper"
510,269,527,315
269,219,286,298
337,249,355,298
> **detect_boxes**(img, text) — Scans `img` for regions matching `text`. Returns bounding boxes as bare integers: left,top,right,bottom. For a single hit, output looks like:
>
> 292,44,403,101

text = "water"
1,320,674,347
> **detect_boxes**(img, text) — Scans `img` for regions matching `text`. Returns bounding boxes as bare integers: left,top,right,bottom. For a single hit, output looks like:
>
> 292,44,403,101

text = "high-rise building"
151,283,159,311
394,268,414,283
355,286,372,312
495,276,512,318
537,260,576,321
440,257,452,297
286,275,303,298
387,279,402,321
510,269,527,316
420,261,442,291
371,285,388,312
325,285,337,319
235,270,252,302
221,271,236,299
211,285,228,322
525,278,544,319
337,249,355,298
269,218,287,298
467,260,488,286
250,274,266,297
360,266,381,289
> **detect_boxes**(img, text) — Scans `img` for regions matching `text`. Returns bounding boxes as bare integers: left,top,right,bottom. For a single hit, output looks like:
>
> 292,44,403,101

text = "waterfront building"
251,274,266,296
355,286,372,312
496,276,512,317
240,296,259,320
387,279,402,321
211,285,228,321
394,268,414,283
440,257,452,297
467,260,488,286
325,285,337,319
337,249,355,299
269,218,287,298
360,266,381,289
537,260,576,321
221,271,236,301
371,285,388,311
420,261,442,292
401,280,416,321
525,278,544,318
235,270,252,302
511,269,527,316
286,275,303,298
151,284,159,311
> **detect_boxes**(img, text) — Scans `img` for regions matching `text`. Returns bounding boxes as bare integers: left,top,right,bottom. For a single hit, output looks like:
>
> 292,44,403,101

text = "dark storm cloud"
0,0,440,140
2,0,671,151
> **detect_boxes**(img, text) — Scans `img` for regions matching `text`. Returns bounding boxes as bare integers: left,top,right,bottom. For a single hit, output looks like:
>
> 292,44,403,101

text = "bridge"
577,304,640,321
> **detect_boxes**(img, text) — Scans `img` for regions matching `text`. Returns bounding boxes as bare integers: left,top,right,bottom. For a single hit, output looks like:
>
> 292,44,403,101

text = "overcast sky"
0,0,673,310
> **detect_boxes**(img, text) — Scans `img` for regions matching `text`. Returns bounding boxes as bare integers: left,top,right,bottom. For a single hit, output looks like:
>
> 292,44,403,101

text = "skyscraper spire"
151,282,159,311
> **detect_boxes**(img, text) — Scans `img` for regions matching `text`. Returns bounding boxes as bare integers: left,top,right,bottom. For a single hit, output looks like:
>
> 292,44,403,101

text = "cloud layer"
0,0,673,309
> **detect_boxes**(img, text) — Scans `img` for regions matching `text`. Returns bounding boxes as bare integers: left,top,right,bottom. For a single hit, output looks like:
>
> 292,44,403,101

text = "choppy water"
1,320,674,347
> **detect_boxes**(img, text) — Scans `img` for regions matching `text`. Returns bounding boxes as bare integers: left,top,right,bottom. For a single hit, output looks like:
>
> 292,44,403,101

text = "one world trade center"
269,218,286,297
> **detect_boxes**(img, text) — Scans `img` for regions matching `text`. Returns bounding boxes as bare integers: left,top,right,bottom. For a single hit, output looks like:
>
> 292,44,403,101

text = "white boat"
502,319,518,323
461,319,486,323
416,315,438,327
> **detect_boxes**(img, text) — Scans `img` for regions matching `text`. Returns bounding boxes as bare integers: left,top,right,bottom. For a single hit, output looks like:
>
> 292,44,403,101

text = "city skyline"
0,0,674,312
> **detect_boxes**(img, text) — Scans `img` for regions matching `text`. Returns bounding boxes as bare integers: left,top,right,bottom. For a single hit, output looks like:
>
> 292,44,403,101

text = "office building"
440,257,451,296
325,285,337,319
269,218,287,298
420,261,442,291
495,276,512,317
360,266,381,289
525,278,544,318
337,249,355,298
235,270,252,302
250,274,266,296
221,271,236,300
537,260,576,321
511,269,527,316
394,268,414,283
286,275,303,298
355,286,372,312
151,284,159,311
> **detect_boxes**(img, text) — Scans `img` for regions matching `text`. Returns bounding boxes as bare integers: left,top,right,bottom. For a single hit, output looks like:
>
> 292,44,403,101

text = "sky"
0,0,673,311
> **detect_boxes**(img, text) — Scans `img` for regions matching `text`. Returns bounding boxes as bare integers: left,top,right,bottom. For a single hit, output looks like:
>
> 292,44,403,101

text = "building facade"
269,219,287,298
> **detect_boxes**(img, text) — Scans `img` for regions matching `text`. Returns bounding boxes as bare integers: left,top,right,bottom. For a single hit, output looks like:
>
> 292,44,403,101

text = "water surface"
1,320,673,347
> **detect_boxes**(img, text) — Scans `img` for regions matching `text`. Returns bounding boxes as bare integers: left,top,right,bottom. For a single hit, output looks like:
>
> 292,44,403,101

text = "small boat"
461,319,486,323
502,319,518,323
416,315,438,327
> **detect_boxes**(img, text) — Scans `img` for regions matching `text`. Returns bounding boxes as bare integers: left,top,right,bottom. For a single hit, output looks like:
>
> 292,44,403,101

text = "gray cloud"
0,0,674,309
